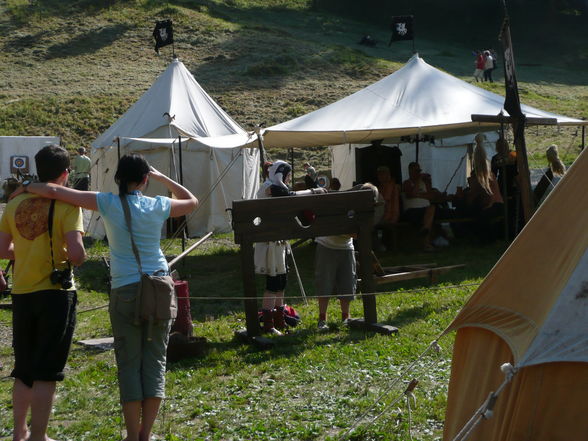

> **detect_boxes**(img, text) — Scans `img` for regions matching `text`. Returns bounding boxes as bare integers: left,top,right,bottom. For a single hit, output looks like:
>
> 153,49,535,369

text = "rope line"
450,363,517,441
0,282,479,327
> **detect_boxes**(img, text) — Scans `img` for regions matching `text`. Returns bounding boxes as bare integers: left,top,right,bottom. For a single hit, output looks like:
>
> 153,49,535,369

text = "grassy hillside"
1,0,586,172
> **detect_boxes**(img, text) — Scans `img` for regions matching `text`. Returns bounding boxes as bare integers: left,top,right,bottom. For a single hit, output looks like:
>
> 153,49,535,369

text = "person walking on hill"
0,144,86,441
473,50,485,82
13,153,198,441
483,50,494,82
71,147,92,191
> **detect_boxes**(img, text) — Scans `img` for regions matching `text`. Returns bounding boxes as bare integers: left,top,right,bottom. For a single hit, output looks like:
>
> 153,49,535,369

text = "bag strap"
120,193,144,325
120,194,143,274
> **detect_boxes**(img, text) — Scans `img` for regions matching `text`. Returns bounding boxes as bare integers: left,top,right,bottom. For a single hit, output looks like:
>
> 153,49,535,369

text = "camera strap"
47,199,71,272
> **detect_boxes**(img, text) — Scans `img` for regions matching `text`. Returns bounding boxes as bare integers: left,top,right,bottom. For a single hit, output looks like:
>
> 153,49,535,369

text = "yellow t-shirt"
0,194,84,294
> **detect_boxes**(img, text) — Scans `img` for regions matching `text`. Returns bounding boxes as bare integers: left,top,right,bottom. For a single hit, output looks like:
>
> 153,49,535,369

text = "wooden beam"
470,114,558,125
168,232,213,269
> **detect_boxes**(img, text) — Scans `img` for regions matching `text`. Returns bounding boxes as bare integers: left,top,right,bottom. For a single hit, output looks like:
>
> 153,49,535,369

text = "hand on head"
148,166,165,181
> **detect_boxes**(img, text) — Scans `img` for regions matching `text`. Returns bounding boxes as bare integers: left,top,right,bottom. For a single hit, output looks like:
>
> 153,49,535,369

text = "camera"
50,268,73,290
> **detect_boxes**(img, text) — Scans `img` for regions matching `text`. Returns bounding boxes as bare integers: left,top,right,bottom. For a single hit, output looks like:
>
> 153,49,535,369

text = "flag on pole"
499,17,522,118
153,19,174,54
389,15,414,45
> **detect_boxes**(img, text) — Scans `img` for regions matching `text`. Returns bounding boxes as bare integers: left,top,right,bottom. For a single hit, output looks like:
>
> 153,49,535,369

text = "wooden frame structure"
232,190,396,338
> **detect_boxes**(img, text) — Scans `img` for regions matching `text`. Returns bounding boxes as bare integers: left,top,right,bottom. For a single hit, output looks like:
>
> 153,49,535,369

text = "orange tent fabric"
443,147,588,440
444,329,588,441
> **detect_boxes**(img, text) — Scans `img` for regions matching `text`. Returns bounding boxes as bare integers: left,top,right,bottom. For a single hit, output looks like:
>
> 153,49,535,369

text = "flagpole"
499,0,534,223
412,16,416,53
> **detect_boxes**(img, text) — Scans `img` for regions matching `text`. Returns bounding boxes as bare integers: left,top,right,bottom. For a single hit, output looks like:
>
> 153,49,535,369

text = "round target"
13,158,25,168
316,175,329,188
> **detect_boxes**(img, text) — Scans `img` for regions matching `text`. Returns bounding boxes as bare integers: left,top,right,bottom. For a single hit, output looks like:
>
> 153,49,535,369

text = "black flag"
499,17,522,118
389,15,414,45
153,19,174,54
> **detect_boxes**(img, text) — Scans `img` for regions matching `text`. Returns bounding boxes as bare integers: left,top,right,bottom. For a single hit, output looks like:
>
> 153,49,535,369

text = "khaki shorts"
314,243,356,299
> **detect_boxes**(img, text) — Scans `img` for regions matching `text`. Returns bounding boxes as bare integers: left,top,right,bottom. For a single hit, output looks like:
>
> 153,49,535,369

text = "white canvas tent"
0,136,60,181
442,146,588,440
89,59,259,238
260,54,586,149
257,54,586,192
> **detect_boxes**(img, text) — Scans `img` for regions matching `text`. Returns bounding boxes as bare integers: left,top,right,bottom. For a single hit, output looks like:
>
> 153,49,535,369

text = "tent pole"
499,123,510,240
254,125,268,174
582,125,585,150
178,135,186,255
178,135,184,185
289,148,295,179
117,137,121,161
415,137,420,162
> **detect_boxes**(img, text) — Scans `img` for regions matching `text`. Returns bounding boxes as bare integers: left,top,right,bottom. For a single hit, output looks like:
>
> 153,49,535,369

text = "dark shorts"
266,274,287,292
11,290,77,388
73,177,89,191
402,207,427,226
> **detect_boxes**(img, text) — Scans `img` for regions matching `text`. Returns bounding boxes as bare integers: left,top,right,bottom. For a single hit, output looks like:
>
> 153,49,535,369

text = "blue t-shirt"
97,192,171,289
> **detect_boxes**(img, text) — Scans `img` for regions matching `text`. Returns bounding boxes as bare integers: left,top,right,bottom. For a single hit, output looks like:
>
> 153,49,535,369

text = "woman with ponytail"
465,135,504,241
14,153,198,441
534,144,566,205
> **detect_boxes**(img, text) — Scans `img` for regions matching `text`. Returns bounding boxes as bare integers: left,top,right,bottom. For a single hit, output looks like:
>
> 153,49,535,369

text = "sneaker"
342,318,352,326
265,327,283,336
432,236,450,247
317,320,329,332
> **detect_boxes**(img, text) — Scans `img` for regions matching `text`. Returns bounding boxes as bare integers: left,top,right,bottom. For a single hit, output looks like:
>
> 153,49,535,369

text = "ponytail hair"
546,144,566,176
114,154,150,195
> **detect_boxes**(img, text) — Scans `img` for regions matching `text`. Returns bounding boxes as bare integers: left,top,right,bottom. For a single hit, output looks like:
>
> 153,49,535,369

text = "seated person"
534,144,566,206
303,162,318,189
402,162,436,250
329,177,341,192
491,136,519,239
376,166,400,224
462,136,504,241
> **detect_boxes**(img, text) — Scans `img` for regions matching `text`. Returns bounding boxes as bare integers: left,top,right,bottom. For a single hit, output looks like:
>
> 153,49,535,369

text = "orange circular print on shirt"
15,198,51,240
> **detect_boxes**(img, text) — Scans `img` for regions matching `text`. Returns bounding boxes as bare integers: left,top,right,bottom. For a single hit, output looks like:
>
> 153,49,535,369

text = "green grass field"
0,235,507,440
0,0,586,439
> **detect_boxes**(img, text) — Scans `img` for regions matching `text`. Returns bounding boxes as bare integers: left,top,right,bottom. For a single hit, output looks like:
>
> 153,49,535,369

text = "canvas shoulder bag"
120,194,177,328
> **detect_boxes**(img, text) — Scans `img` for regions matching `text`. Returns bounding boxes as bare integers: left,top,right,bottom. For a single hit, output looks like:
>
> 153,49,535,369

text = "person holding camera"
14,153,198,441
0,144,86,441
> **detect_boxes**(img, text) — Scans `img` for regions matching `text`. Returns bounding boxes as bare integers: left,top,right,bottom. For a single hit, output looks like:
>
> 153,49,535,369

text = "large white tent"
260,54,586,149
258,54,586,192
89,58,259,238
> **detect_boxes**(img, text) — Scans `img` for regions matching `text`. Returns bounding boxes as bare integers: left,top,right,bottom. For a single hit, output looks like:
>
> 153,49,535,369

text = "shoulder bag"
120,194,177,329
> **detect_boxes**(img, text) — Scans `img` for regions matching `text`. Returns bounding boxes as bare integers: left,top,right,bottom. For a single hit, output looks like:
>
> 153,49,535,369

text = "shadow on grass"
167,324,383,371
45,24,132,59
